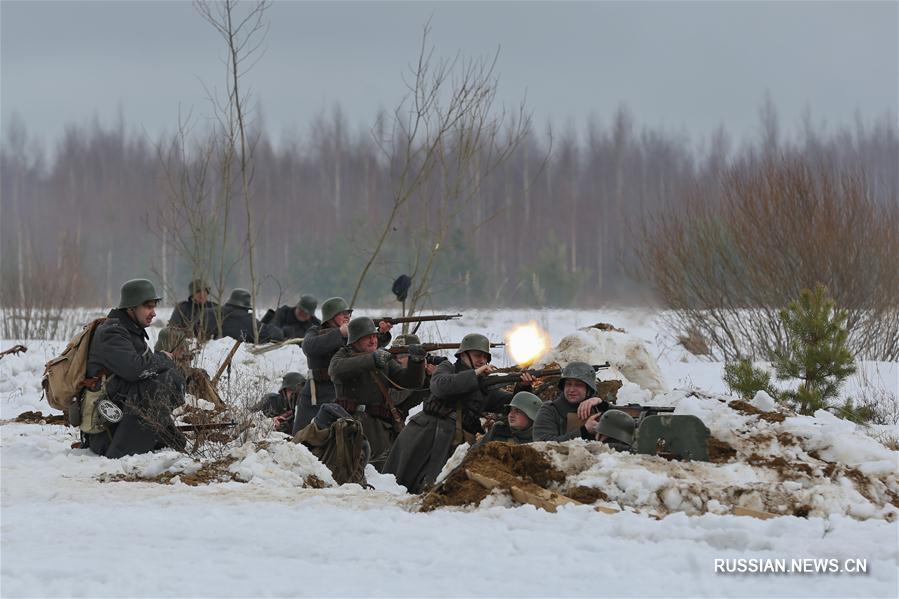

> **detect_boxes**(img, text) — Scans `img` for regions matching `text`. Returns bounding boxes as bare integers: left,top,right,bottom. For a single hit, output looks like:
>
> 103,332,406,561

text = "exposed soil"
304,475,328,489
14,411,67,425
596,380,623,402
100,456,240,486
563,485,609,504
728,400,786,423
747,453,813,477
707,437,738,463
580,322,626,333
420,442,567,511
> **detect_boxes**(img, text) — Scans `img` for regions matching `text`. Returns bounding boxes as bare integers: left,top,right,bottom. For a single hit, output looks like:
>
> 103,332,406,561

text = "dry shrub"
639,158,899,360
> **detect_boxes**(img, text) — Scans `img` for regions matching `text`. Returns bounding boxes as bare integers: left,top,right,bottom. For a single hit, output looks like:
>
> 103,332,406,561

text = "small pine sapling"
723,358,777,399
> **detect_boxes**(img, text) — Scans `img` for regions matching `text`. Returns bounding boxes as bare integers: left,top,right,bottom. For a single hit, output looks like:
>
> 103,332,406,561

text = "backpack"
42,318,107,416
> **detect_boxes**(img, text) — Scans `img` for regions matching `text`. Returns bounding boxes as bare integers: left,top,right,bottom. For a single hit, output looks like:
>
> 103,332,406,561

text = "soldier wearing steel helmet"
167,278,219,340
292,297,393,434
327,317,425,469
252,372,306,434
533,361,612,442
383,333,535,493
387,334,441,420
473,390,542,448
268,294,321,339
220,288,285,343
594,409,635,452
83,279,187,458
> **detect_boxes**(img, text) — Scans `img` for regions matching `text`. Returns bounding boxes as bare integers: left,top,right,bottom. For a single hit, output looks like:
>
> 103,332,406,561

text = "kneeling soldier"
221,288,285,343
474,391,542,447
328,317,424,470
533,361,611,442
252,371,306,434
84,279,186,458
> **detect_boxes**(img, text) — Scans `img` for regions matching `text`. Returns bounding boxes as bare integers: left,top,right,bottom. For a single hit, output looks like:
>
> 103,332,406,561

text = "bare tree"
350,24,532,311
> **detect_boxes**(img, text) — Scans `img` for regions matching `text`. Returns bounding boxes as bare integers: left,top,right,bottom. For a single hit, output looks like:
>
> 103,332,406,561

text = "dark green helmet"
454,333,492,362
118,279,162,309
225,289,252,310
296,294,318,315
509,391,543,421
347,316,377,344
597,409,635,445
154,327,189,353
558,361,597,394
391,333,421,352
188,279,210,296
280,371,306,392
320,297,351,323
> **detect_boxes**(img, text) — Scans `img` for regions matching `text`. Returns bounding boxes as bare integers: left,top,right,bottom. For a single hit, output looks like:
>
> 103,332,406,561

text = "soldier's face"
131,301,158,328
353,333,378,353
507,407,531,430
563,379,588,404
294,307,311,321
332,311,352,327
192,290,208,304
463,351,490,369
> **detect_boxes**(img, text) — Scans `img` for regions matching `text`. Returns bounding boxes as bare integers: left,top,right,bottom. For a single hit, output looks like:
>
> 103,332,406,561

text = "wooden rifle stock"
176,421,237,432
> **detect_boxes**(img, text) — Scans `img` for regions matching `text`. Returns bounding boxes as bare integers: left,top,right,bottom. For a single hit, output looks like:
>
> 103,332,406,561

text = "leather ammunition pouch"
311,368,331,383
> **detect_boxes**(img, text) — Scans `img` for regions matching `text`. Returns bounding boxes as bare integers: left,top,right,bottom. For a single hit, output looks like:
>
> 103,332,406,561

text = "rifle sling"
370,372,405,433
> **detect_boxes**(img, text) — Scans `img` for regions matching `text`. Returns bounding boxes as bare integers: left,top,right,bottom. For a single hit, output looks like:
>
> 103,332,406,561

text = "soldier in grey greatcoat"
532,361,610,442
328,318,425,470
291,297,393,434
382,333,534,493
84,279,186,458
220,289,285,343
167,279,219,340
387,334,440,420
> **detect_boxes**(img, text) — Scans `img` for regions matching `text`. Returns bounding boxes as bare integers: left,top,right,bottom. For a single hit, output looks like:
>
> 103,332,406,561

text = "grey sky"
2,1,896,149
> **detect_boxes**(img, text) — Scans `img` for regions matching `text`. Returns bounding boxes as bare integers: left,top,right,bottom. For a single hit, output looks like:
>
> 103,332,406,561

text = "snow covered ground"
2,308,897,597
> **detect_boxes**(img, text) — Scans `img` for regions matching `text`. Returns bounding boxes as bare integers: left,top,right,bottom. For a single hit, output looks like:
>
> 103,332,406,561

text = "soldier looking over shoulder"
83,279,186,458
221,288,285,344
269,294,320,339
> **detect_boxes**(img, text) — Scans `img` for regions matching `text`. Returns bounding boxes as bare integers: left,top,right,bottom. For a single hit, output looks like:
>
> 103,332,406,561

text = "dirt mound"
707,437,738,463
421,442,566,511
15,411,67,425
563,485,609,504
728,400,786,423
100,457,239,486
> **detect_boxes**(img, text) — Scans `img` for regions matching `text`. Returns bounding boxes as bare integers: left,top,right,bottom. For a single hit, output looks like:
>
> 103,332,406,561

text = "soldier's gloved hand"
372,348,392,370
406,344,426,363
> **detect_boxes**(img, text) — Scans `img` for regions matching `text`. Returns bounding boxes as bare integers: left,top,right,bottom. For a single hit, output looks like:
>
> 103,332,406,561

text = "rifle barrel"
176,422,237,432
387,341,503,354
375,313,463,325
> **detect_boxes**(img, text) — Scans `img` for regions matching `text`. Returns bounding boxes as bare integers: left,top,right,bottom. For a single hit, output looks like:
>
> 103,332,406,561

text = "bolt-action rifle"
479,362,611,388
373,313,463,325
387,342,503,354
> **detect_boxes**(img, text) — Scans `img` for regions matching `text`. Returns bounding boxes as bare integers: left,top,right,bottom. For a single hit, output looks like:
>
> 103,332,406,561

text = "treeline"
1,103,897,309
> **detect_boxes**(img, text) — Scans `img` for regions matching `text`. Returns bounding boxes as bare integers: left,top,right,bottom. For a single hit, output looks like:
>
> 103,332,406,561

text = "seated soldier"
533,361,611,442
383,333,534,494
328,317,425,471
221,288,285,343
474,391,542,447
388,333,440,420
594,409,635,452
252,372,306,434
269,294,320,339
83,279,186,458
167,279,218,340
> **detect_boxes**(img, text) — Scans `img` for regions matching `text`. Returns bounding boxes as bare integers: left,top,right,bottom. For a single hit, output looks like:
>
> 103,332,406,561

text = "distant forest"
1,102,897,309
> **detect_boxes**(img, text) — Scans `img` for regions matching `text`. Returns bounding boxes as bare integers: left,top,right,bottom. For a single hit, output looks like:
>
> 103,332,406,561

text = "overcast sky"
2,1,896,149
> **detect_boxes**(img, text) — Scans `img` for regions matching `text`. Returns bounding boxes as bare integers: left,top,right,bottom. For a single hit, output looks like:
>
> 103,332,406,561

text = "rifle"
373,313,463,325
176,421,237,432
387,342,504,354
211,340,242,386
479,362,611,388
247,337,304,355
613,403,675,424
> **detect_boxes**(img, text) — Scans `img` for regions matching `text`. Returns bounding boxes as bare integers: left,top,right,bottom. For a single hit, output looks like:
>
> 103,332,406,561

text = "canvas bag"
41,318,107,415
